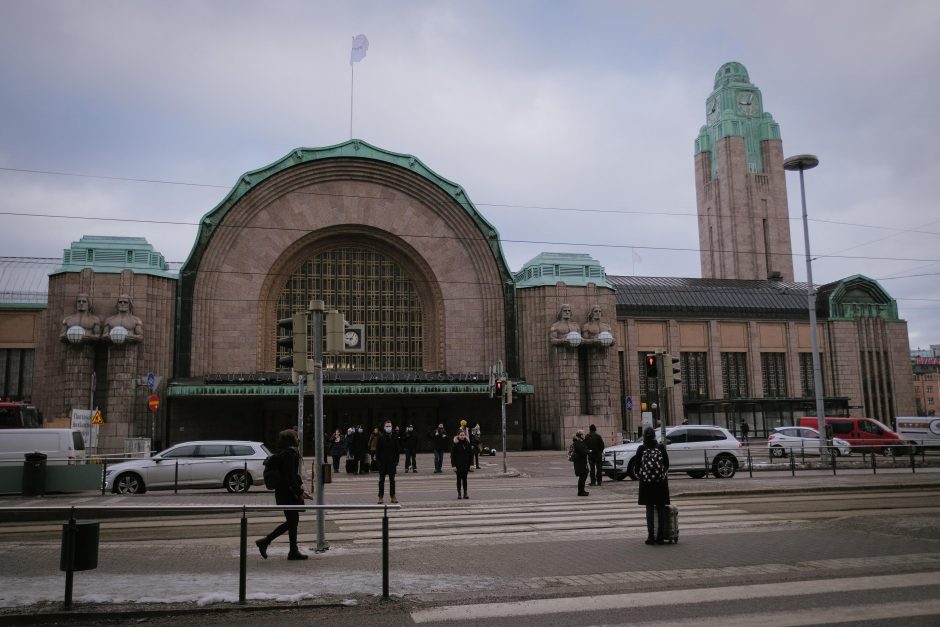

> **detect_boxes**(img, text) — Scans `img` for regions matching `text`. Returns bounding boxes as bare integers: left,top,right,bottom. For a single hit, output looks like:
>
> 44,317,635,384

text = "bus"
0,401,42,428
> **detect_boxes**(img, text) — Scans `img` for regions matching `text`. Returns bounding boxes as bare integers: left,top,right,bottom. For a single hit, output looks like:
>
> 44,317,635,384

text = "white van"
896,417,940,453
0,429,86,465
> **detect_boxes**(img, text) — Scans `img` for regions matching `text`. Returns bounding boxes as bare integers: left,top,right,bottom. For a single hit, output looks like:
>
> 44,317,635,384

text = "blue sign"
147,372,156,392
625,397,633,411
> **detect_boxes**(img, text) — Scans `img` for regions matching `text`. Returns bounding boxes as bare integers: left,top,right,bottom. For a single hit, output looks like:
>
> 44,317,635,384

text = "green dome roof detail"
695,62,781,178
52,235,174,278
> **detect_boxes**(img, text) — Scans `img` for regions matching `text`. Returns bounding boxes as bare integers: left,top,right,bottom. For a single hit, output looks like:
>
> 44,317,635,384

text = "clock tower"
694,62,794,281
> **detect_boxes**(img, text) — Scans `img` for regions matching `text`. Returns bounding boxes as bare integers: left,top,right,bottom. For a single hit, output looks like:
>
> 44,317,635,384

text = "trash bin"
60,520,100,571
22,451,47,496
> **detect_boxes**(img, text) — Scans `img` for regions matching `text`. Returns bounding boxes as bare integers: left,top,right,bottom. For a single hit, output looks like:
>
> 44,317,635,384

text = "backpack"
567,442,576,462
638,446,666,483
262,453,281,489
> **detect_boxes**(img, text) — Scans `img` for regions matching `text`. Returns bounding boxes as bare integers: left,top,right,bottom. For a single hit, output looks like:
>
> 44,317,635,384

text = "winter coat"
572,437,589,477
272,446,304,506
368,431,379,454
636,443,671,506
432,430,449,452
583,431,605,461
451,438,474,472
400,430,417,451
328,436,346,458
375,431,399,471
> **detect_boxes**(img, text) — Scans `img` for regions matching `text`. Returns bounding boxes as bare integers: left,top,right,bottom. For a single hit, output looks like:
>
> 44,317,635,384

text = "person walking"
740,420,750,444
571,430,590,496
636,426,670,545
471,424,482,469
376,419,399,504
402,424,418,472
584,424,605,486
432,423,448,473
451,428,474,499
256,429,309,560
367,426,379,470
328,429,346,473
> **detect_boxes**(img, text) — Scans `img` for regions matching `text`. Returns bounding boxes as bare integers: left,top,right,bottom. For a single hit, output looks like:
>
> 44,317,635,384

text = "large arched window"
275,245,424,371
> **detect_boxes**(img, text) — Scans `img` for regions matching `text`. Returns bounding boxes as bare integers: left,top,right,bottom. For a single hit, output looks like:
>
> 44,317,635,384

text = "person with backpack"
571,429,591,496
256,429,309,560
636,426,670,545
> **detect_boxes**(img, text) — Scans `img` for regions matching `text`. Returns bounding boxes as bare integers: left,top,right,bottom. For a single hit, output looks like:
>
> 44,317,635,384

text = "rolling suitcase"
654,504,679,543
345,458,357,474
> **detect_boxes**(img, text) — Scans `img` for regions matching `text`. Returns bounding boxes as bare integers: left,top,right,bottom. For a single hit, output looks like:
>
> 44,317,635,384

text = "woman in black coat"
256,429,309,560
328,429,346,472
572,430,590,496
451,430,474,499
636,427,670,545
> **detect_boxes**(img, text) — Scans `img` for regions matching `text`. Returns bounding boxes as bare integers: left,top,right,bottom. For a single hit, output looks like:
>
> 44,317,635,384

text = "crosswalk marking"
410,571,940,623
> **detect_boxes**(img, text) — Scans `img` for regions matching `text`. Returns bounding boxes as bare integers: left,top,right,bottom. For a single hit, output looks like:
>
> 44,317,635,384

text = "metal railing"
0,503,401,609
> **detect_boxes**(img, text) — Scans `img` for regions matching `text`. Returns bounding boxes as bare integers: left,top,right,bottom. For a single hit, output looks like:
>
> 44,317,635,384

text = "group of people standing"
569,424,607,496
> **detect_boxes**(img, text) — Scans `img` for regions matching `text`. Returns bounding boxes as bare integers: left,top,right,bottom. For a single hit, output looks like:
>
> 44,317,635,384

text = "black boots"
288,550,309,561
255,539,269,559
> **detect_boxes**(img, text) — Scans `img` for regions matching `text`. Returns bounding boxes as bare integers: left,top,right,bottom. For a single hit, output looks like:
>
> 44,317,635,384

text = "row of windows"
638,351,825,401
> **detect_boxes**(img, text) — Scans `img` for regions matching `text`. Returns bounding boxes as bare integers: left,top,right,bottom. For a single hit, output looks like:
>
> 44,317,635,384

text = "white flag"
351,34,369,63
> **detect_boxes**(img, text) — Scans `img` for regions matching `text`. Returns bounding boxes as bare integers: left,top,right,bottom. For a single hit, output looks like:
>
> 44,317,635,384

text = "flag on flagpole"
351,34,369,64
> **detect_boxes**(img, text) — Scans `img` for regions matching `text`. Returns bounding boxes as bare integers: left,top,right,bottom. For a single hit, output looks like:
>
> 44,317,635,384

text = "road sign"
91,409,104,425
147,394,160,413
147,372,156,391
626,397,633,411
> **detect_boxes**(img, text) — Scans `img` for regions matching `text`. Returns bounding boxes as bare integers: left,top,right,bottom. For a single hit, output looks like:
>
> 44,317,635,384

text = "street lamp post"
783,154,827,454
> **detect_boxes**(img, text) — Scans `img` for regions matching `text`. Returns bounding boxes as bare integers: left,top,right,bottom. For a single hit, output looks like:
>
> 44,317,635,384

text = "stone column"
62,343,96,413
101,343,139,453
553,345,582,443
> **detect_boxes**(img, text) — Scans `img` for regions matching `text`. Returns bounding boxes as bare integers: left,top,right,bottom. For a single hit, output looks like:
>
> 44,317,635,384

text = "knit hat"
460,419,467,427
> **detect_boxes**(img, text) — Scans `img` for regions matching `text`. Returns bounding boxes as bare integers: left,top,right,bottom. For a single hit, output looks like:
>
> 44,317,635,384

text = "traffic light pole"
309,300,327,552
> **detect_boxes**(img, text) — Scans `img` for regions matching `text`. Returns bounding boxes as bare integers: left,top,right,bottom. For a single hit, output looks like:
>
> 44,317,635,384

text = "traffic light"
645,353,658,379
663,353,681,389
325,310,344,353
494,378,504,398
505,380,513,405
277,312,308,374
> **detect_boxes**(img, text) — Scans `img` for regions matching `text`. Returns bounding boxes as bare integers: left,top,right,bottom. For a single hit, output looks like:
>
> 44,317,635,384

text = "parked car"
797,417,908,455
104,440,271,494
602,425,745,480
767,426,851,458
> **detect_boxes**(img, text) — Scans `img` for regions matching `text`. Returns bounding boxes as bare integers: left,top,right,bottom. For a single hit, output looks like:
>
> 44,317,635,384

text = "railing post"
382,505,390,599
100,459,107,496
910,448,916,474
239,506,247,604
174,460,179,494
871,447,877,475
746,446,753,478
789,450,795,477
63,506,76,610
831,448,837,476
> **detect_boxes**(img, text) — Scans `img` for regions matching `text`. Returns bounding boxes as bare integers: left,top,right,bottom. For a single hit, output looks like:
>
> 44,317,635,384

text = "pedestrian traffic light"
504,380,513,405
494,378,504,398
663,353,681,389
277,312,308,374
645,353,658,379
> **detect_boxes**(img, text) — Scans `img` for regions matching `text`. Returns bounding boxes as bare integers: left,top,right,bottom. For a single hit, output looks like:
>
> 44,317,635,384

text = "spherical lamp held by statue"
66,325,85,345
109,325,129,345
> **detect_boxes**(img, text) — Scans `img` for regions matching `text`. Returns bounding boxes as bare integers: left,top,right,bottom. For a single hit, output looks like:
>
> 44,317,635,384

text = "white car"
105,440,271,494
602,425,745,480
767,426,851,458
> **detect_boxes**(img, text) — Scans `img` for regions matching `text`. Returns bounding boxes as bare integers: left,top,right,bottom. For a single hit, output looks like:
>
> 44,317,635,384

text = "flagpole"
350,61,355,139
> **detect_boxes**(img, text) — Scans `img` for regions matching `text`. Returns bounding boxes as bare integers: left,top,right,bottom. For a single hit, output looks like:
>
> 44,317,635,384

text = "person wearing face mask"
376,419,400,504
431,424,448,473
401,424,418,472
451,429,474,499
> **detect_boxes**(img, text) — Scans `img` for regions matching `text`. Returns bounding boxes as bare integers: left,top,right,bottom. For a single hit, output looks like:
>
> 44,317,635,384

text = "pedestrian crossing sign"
91,409,104,425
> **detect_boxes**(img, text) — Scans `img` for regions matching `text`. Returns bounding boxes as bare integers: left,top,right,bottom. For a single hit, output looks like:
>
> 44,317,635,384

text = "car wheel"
686,470,707,479
711,454,737,479
626,458,638,481
225,470,250,493
114,472,145,495
770,445,786,458
612,471,628,481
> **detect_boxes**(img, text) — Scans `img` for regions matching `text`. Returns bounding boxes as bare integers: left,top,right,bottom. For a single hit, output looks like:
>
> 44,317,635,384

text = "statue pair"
550,304,613,346
60,293,143,343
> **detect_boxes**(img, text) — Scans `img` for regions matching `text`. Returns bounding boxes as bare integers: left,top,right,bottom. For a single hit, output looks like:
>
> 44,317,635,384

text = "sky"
1,1,939,347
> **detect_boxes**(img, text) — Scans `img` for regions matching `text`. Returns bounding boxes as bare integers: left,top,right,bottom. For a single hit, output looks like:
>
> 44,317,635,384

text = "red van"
797,417,908,454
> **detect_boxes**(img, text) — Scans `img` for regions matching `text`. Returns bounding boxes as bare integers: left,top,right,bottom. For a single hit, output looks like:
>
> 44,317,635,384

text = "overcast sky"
1,1,938,347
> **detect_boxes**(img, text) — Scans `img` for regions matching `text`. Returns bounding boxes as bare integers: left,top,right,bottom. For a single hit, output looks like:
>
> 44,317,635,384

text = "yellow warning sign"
91,410,104,425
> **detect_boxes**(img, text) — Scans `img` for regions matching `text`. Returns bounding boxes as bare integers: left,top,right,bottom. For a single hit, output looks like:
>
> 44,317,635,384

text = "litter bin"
60,520,100,571
22,451,47,496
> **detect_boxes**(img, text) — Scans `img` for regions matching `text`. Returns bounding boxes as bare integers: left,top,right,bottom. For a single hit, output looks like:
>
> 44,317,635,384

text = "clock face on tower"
707,97,719,123
344,329,361,349
736,91,757,116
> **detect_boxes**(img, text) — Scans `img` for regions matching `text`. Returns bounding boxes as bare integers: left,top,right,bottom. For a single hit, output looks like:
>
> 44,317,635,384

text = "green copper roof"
52,235,175,278
514,252,611,289
817,275,899,322
694,62,781,178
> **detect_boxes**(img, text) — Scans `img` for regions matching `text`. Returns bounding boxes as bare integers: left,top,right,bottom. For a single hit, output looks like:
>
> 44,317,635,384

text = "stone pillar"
62,343,96,413
553,345,581,443
101,343,139,453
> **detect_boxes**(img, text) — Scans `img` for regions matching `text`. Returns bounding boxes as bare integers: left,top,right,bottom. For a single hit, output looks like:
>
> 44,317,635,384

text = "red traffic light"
494,379,504,397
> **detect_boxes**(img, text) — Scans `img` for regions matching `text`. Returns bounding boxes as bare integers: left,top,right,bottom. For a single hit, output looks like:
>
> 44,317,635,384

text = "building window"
721,352,748,399
0,349,34,401
798,353,825,397
681,352,708,400
276,246,423,371
761,352,788,397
